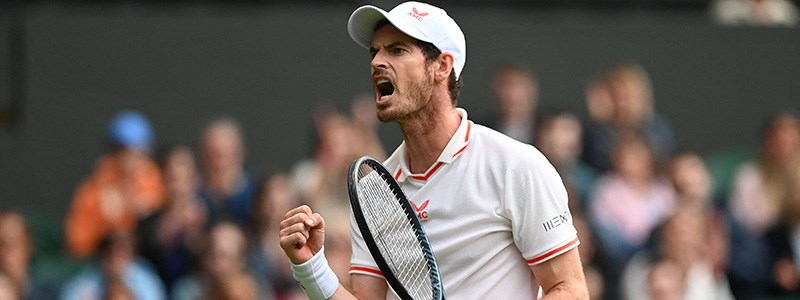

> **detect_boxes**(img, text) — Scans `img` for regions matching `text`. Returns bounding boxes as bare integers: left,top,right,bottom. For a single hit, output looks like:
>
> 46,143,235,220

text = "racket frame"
347,156,445,300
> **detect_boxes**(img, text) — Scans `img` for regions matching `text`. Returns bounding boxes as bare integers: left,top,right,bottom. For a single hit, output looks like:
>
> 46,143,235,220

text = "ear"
433,52,455,83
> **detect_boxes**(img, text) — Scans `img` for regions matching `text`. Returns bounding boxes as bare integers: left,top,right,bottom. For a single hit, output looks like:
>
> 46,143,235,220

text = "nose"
370,50,387,73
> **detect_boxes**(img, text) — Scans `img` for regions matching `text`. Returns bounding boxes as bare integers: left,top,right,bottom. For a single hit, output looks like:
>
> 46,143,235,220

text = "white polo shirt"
349,108,579,299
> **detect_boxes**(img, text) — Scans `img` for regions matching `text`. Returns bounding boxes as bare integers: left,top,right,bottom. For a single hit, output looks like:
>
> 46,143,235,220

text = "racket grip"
290,247,339,300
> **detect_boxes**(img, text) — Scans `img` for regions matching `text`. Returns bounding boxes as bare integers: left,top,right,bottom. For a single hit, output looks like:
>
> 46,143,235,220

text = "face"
610,73,649,127
370,24,435,123
493,70,537,118
669,153,712,201
537,115,582,164
202,123,243,174
205,223,246,277
164,147,198,199
613,139,654,181
764,114,800,164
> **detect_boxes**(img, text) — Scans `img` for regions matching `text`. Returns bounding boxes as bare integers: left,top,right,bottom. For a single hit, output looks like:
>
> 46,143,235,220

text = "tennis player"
279,1,588,299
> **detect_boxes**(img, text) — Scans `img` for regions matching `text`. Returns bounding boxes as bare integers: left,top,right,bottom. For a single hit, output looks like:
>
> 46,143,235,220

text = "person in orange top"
66,110,166,258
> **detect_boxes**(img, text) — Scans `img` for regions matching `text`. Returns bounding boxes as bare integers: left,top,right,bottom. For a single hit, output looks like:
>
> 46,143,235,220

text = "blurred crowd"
2,60,799,300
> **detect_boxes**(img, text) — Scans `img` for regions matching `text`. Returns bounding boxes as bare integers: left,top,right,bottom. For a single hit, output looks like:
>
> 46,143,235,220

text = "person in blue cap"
65,110,167,258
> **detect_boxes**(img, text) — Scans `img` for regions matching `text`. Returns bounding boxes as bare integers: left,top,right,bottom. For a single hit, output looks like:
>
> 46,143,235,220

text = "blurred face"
661,209,705,265
316,112,356,169
257,174,298,226
764,114,800,165
102,234,135,278
370,24,435,123
493,70,537,119
613,139,654,181
205,223,246,277
537,115,582,165
648,261,684,300
0,214,30,281
164,147,198,199
202,124,243,174
669,153,712,201
609,73,649,127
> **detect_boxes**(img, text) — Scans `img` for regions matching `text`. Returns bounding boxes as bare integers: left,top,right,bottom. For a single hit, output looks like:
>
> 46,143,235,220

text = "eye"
390,47,407,55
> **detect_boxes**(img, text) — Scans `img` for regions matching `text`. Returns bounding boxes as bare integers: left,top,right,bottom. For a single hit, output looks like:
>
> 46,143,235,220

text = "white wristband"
290,247,339,300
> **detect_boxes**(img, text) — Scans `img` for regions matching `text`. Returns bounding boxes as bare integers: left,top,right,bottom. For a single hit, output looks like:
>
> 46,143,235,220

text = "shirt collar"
392,108,473,183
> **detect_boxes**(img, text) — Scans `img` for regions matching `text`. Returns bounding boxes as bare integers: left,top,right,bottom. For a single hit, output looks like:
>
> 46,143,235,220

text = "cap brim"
348,5,432,49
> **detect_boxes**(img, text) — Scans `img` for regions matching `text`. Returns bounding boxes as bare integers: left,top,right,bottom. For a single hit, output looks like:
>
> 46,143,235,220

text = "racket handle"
291,247,339,300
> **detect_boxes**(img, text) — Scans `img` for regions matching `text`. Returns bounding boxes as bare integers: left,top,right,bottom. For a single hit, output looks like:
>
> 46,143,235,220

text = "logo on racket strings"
410,199,430,222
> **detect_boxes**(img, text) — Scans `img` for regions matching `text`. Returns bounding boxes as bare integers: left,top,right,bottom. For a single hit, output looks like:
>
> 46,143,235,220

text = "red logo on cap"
408,7,428,22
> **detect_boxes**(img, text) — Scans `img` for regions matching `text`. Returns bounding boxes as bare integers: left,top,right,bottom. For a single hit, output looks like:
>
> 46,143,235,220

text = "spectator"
763,162,800,297
291,106,355,214
172,220,259,300
667,151,716,209
0,211,56,300
583,62,676,172
198,117,257,224
535,108,596,209
729,112,800,237
350,94,388,161
61,231,166,300
65,110,166,258
622,205,735,300
589,134,676,278
477,61,539,144
711,0,798,26
137,145,206,291
249,172,305,299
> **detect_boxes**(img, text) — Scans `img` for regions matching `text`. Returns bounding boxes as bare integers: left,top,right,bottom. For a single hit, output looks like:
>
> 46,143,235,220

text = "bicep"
530,248,588,299
348,273,388,300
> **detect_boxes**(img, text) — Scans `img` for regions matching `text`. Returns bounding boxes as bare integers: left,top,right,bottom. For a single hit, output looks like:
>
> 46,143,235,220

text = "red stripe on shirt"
349,266,384,277
526,237,579,265
410,162,444,181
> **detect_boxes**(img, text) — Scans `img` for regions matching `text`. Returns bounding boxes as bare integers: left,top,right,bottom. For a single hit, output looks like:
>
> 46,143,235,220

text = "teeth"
377,79,388,85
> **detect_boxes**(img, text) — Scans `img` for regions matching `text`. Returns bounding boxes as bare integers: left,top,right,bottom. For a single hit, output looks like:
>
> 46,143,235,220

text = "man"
279,2,588,299
479,62,540,144
0,211,56,300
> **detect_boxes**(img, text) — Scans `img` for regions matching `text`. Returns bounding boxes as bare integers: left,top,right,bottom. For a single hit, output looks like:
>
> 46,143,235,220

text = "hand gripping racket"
347,156,445,300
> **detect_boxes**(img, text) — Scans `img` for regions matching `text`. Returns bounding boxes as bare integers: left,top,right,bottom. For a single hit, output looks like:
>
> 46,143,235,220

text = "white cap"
347,1,466,80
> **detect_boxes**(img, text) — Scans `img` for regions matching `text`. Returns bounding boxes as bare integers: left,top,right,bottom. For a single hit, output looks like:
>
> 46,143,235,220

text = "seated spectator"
583,62,676,172
729,112,800,237
0,211,57,300
172,220,259,300
667,151,716,209
534,108,596,209
711,0,798,26
763,162,800,297
66,110,166,258
621,206,735,300
137,145,206,291
61,231,166,300
249,171,305,299
589,135,675,269
198,117,257,224
291,106,356,214
477,61,539,144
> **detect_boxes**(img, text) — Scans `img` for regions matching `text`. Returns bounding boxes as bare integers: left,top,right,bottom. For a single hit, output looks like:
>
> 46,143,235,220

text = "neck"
399,103,461,174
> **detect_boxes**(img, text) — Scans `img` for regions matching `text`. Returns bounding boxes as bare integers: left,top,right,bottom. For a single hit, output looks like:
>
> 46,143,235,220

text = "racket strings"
357,164,435,300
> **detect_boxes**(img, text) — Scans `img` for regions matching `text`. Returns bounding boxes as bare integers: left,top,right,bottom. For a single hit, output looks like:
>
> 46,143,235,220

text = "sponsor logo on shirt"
411,199,430,222
542,211,571,232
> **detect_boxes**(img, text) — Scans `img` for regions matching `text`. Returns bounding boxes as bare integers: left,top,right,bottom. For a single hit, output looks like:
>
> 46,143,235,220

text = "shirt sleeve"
505,150,579,266
348,208,384,278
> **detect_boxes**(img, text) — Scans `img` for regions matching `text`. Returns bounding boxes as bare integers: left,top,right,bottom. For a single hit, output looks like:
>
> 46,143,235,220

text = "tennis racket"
347,156,445,300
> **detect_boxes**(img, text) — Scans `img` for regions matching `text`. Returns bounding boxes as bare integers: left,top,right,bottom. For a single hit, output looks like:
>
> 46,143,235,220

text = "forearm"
540,281,589,300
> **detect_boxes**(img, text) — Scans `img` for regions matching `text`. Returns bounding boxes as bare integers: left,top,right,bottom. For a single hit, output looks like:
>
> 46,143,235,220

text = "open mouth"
376,78,395,98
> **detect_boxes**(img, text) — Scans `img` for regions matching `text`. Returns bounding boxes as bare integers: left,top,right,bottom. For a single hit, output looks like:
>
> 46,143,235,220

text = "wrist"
290,247,339,300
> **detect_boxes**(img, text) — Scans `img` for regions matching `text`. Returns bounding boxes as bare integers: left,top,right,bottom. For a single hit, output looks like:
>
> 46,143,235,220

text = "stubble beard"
376,72,434,123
